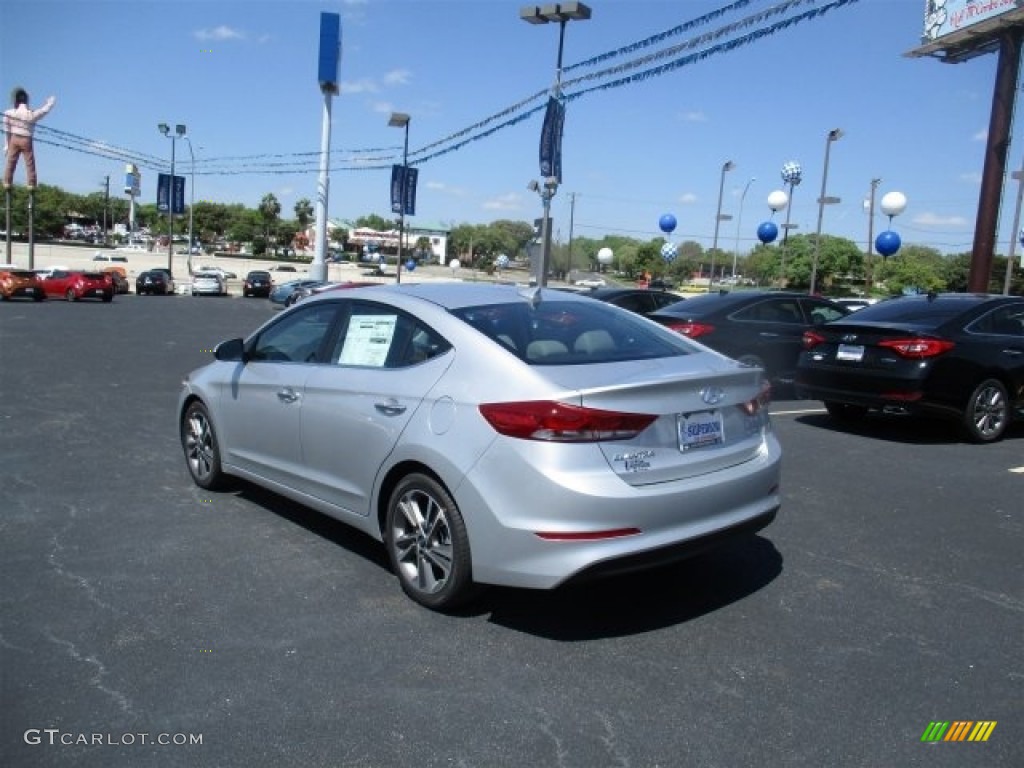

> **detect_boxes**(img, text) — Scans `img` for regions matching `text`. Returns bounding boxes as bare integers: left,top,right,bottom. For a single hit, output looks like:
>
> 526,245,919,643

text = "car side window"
971,304,1024,336
332,302,450,368
803,300,846,325
735,299,803,324
249,303,340,363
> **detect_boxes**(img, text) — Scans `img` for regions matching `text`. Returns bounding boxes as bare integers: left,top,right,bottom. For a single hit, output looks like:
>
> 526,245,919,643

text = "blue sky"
1,0,1017,256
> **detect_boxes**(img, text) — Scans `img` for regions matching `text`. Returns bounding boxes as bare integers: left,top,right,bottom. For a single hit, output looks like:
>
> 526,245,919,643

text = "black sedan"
242,270,272,298
796,293,1024,443
649,290,849,383
136,269,175,295
579,286,684,317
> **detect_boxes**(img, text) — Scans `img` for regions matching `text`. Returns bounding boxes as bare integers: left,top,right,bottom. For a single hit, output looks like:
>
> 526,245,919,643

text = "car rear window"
451,299,694,364
845,297,978,327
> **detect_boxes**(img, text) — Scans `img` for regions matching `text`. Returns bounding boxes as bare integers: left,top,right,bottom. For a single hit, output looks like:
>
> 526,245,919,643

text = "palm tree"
259,193,281,254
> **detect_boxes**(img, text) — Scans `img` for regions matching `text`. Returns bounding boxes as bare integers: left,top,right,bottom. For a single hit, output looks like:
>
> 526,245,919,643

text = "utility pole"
865,178,881,294
567,192,576,280
103,175,110,244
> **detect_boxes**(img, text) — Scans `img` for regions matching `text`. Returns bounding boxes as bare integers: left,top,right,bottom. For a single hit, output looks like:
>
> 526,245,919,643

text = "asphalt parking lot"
1,293,1021,768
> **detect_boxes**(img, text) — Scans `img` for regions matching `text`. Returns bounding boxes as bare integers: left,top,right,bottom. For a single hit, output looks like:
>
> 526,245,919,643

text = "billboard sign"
909,0,1024,62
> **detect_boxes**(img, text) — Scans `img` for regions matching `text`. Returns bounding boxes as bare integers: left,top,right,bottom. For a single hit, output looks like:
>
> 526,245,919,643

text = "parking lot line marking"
770,407,827,416
1010,466,1024,474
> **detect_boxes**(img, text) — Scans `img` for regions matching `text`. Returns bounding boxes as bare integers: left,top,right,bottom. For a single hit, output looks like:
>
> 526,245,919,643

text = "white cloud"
972,129,987,142
383,69,411,86
341,79,379,95
483,193,521,211
912,212,970,227
679,192,698,204
679,111,706,123
960,171,982,185
195,26,245,42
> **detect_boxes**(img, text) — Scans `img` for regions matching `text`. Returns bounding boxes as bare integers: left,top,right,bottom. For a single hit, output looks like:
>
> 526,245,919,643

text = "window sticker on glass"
338,315,398,367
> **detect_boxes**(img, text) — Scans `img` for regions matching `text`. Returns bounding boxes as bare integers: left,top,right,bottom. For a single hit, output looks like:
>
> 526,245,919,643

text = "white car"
191,271,227,296
198,266,237,280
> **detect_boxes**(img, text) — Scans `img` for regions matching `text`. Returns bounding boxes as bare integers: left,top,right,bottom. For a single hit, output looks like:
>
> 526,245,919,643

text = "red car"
0,266,45,301
41,269,114,302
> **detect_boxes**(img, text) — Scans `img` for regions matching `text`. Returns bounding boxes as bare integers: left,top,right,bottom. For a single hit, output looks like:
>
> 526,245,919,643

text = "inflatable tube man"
4,87,56,189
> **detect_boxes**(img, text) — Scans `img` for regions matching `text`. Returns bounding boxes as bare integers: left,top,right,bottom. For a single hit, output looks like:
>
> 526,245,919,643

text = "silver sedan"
178,284,781,610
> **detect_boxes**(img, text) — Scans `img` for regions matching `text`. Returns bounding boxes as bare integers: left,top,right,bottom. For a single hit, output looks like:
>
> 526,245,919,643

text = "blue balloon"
757,221,778,244
875,230,901,258
659,213,677,234
405,259,416,271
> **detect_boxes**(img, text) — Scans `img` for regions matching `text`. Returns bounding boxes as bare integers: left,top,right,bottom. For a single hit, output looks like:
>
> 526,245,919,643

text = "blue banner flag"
391,165,418,216
539,96,564,182
157,173,186,215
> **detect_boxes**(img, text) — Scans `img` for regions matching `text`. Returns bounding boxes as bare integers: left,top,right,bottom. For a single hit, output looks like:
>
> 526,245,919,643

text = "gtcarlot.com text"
24,729,203,746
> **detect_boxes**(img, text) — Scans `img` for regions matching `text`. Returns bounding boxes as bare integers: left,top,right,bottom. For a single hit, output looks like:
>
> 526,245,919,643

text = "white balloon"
880,191,907,217
767,190,789,211
597,247,614,264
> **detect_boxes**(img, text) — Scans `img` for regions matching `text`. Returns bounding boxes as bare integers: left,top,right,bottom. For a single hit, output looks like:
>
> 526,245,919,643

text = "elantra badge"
700,386,726,405
842,333,859,343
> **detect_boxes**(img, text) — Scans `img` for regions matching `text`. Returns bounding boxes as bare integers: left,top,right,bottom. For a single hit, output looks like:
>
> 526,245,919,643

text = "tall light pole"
810,128,843,295
158,122,186,273
388,112,410,284
520,1,592,288
1004,159,1024,295
864,177,881,294
184,136,196,273
779,161,802,284
732,176,755,279
709,160,735,291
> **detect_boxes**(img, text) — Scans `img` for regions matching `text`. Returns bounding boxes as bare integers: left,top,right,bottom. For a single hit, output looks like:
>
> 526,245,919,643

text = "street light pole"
732,177,755,279
709,160,735,291
388,112,411,284
865,177,881,294
520,2,592,288
184,136,196,273
1003,159,1024,295
810,128,843,295
158,122,186,274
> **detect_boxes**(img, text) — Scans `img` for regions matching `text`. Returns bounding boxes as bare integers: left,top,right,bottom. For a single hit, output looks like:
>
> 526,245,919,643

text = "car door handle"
758,332,780,338
277,387,301,403
374,399,407,416
1002,348,1023,356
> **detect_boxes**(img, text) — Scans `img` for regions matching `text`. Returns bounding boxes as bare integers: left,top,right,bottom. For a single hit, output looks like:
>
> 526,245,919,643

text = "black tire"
65,288,76,302
385,473,478,611
33,293,43,302
181,400,229,490
824,401,868,422
962,378,1009,443
102,294,112,303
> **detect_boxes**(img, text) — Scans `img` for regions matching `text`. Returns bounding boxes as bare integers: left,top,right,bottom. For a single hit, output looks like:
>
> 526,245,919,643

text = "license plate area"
678,410,724,451
837,344,865,362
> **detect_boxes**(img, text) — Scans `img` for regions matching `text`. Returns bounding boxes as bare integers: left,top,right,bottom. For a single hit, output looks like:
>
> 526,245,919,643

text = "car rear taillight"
878,338,955,359
479,401,656,442
739,380,772,416
802,330,826,350
663,321,714,338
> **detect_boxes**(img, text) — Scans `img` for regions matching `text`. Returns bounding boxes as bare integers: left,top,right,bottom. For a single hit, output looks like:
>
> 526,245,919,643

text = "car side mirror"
214,337,246,362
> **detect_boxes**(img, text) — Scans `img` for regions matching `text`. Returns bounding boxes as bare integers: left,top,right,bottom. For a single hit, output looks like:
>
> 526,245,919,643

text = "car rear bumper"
459,434,782,590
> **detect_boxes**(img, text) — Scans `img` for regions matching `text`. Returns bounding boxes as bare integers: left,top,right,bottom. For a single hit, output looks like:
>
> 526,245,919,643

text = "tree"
258,193,281,253
294,198,314,233
355,213,392,232
874,244,947,295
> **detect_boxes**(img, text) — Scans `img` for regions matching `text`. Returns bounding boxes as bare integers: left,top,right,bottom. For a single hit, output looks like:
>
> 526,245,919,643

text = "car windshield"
450,299,694,365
